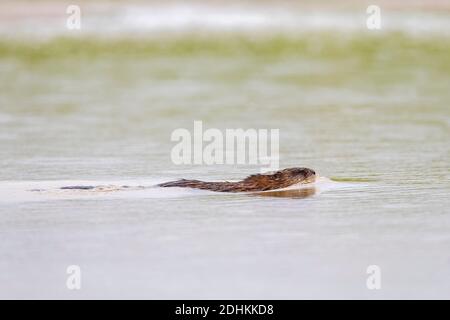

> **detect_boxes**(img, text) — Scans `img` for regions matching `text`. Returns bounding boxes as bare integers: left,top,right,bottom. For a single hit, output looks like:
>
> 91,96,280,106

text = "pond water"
0,2,449,298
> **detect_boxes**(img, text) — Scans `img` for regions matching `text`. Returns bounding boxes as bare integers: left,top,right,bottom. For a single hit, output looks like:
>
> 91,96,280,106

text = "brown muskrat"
158,167,316,192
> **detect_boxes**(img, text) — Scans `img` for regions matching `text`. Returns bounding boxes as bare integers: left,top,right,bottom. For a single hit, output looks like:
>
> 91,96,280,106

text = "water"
0,1,449,299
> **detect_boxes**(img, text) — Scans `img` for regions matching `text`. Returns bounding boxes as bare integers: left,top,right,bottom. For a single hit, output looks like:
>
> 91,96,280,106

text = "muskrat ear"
273,171,284,178
263,170,284,180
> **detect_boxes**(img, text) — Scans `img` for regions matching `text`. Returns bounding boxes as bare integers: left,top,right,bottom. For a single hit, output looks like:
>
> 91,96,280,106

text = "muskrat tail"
158,179,201,188
158,179,236,192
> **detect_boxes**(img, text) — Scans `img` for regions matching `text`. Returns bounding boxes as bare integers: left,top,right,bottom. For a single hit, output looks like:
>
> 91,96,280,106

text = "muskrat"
48,167,316,194
158,167,316,192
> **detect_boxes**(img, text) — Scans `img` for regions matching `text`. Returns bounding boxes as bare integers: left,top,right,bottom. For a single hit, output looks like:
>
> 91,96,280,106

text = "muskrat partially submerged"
158,167,316,192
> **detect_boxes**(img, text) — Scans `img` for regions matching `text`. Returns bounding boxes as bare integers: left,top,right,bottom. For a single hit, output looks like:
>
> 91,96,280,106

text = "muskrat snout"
307,170,316,183
304,168,316,183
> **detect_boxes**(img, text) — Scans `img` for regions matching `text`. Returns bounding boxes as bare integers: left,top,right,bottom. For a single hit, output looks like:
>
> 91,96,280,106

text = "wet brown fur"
158,167,316,193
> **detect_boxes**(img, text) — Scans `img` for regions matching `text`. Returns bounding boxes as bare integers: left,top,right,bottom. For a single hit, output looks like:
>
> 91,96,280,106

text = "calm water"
0,3,449,298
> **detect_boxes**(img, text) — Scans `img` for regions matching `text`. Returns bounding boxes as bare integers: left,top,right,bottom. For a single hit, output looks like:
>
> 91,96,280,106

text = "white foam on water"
0,179,181,203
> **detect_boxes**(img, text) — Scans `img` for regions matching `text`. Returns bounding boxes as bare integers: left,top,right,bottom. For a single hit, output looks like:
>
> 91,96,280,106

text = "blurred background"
0,0,449,299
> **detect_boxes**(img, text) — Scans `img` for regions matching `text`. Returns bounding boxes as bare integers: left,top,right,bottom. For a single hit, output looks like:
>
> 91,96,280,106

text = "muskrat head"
237,167,317,192
279,167,316,184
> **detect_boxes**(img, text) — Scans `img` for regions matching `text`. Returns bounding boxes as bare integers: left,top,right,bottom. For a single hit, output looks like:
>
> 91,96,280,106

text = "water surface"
0,2,449,299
